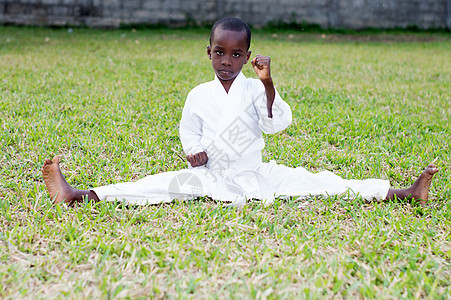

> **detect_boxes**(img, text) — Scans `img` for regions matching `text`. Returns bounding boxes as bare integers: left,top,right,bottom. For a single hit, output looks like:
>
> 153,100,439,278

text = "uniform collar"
214,72,246,94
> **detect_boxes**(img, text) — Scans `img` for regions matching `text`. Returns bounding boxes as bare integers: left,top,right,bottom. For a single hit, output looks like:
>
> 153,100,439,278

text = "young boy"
42,17,438,206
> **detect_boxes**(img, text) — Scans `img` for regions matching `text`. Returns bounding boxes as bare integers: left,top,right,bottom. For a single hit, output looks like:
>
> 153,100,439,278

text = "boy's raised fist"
251,55,271,81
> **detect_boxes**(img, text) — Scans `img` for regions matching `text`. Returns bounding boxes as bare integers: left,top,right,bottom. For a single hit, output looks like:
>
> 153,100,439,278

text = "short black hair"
210,17,252,50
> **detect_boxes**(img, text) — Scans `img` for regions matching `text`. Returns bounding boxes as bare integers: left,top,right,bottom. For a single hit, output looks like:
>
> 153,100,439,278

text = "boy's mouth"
218,69,233,76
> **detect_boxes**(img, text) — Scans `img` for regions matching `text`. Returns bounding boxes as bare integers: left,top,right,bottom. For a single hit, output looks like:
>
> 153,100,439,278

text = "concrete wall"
0,0,449,29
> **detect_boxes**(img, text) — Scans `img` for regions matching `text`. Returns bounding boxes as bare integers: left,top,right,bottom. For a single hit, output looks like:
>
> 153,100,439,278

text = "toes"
52,156,61,164
425,164,439,175
42,159,53,172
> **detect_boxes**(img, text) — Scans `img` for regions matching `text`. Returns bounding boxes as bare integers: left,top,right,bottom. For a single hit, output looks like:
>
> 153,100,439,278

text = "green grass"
0,27,450,298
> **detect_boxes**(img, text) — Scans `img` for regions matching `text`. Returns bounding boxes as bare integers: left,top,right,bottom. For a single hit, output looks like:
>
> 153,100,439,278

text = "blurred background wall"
0,0,449,29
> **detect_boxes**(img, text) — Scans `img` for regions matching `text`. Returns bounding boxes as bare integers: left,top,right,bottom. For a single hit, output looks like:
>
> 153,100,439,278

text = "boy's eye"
232,53,241,58
216,51,223,55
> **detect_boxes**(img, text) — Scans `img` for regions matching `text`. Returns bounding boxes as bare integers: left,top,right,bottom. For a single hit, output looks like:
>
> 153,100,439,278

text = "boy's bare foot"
386,164,439,205
409,164,439,205
42,156,75,204
41,156,99,204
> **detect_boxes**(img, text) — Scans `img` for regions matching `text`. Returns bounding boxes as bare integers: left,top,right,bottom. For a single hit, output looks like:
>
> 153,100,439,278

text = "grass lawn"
0,27,450,298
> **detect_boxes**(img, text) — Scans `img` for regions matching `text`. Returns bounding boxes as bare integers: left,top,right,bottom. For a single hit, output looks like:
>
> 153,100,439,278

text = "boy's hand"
251,55,271,81
187,151,208,167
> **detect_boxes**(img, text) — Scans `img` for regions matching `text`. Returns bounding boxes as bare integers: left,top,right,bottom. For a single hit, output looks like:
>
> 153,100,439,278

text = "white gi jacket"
180,72,292,170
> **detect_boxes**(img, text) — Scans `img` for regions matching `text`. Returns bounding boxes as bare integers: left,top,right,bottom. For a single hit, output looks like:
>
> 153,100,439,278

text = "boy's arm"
251,55,275,118
251,55,292,134
179,95,208,168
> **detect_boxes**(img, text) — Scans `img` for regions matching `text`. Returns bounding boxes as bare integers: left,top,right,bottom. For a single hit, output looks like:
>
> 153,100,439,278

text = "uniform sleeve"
253,80,292,134
179,92,205,156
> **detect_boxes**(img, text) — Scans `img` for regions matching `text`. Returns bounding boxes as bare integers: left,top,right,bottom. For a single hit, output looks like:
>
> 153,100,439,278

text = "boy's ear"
207,45,212,60
244,50,252,64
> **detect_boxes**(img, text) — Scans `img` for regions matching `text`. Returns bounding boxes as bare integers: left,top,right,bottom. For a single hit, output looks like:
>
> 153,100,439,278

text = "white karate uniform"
93,73,389,205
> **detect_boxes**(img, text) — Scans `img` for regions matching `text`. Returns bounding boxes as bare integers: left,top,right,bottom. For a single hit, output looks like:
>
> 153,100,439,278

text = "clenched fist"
251,55,271,81
187,151,208,167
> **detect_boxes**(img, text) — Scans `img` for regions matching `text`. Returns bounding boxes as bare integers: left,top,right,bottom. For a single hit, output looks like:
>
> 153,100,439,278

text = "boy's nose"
221,56,232,66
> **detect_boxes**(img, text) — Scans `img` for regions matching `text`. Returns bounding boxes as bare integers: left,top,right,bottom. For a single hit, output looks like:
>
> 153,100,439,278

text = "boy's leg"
41,156,100,204
42,156,216,205
385,164,438,205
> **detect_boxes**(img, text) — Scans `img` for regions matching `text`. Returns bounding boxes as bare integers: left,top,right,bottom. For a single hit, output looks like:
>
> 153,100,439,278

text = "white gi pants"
93,161,390,206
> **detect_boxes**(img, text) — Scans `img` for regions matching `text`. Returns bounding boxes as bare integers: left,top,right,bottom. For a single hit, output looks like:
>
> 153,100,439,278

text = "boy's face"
207,28,251,87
